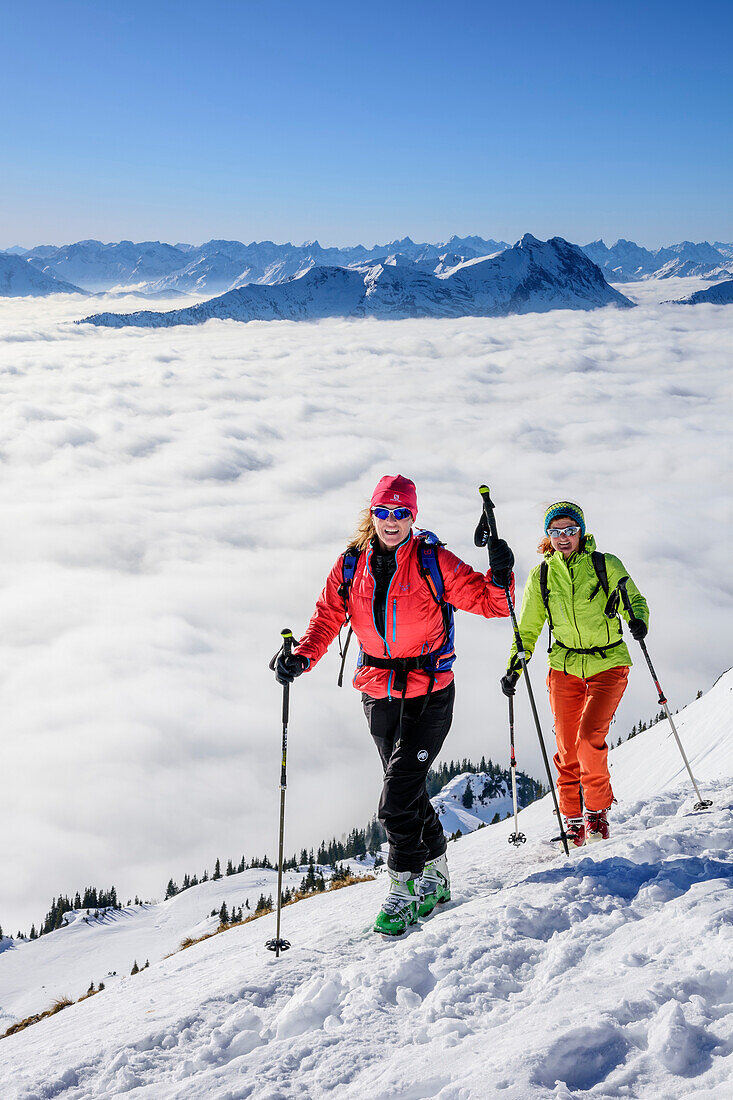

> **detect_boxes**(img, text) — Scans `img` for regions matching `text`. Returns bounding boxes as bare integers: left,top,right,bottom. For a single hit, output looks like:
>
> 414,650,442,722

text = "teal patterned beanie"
544,501,585,536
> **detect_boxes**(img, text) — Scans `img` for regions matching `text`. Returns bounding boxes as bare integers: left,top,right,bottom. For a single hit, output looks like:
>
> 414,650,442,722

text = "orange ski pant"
548,665,629,818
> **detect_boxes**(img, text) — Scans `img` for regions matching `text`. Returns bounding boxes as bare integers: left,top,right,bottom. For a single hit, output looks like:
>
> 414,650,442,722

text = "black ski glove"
489,538,515,589
501,671,519,697
628,618,647,642
275,652,308,685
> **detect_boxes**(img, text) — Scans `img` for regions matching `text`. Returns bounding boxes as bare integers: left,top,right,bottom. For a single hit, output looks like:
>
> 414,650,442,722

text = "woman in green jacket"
501,501,649,847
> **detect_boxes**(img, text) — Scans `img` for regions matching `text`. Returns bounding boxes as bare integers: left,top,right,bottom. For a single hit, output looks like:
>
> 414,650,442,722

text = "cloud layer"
0,288,731,931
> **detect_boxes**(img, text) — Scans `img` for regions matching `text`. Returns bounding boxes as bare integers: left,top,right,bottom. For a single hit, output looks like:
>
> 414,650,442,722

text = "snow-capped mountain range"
3,234,509,296
79,235,633,328
1,668,730,1097
582,238,733,282
3,234,732,297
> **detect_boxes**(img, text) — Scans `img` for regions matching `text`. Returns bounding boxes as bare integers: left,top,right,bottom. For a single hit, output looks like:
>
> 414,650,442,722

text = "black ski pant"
363,681,454,875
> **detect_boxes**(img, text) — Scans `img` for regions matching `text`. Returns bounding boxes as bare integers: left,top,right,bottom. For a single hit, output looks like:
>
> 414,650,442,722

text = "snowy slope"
0,254,84,297
2,670,731,1099
79,236,632,328
0,768,514,1027
431,772,515,836
0,869,307,1027
674,278,733,305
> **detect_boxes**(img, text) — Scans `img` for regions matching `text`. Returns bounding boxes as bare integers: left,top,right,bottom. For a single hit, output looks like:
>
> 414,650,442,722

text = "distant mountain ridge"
0,253,85,297
673,278,733,305
581,238,733,282
4,233,731,296
7,234,509,296
79,235,634,328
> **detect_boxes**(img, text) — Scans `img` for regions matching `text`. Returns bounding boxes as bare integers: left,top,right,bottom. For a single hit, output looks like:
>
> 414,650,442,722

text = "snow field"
2,673,731,1098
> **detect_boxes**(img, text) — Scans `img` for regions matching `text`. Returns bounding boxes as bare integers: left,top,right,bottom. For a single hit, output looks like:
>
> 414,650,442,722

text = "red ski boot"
585,807,610,843
564,816,586,849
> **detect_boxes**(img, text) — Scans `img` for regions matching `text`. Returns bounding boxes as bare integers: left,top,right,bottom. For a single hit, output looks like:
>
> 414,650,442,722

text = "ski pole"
508,695,526,845
266,628,296,956
475,485,569,855
616,579,712,812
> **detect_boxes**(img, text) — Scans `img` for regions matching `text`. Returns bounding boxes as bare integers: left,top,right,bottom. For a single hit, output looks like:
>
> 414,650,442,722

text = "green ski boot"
418,853,451,917
373,871,419,936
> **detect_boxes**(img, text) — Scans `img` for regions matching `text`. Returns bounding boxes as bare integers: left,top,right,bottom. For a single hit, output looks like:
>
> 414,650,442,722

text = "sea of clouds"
0,285,731,932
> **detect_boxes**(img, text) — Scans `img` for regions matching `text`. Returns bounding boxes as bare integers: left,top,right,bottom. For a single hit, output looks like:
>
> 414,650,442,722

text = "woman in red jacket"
275,475,514,935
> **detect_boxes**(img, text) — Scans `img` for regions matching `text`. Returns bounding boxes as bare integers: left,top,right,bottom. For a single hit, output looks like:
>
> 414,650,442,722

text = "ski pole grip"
479,485,499,542
281,629,294,659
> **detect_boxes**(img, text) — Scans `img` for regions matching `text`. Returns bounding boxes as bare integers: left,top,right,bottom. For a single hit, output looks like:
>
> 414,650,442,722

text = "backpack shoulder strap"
338,546,361,614
539,561,552,623
417,539,445,605
538,560,554,652
336,547,360,687
589,551,609,600
416,536,453,641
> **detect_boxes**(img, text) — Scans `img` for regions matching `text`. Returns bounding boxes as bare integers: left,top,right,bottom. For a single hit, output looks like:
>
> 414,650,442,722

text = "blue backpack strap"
337,547,360,687
416,533,456,674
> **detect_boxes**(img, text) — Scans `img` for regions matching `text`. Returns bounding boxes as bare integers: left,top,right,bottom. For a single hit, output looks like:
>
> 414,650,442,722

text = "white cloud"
0,290,731,932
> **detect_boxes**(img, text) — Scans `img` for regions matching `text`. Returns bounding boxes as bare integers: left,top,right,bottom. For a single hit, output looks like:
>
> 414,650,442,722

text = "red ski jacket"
295,532,513,700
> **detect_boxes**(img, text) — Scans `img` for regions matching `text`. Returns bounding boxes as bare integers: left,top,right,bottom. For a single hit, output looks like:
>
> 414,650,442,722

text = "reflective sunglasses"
371,506,413,521
548,525,581,539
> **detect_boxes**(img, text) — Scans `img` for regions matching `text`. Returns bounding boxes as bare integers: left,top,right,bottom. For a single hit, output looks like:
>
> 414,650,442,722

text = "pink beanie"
370,475,417,518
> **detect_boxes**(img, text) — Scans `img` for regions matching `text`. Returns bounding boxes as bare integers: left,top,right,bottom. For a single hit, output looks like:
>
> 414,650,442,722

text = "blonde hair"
350,506,376,552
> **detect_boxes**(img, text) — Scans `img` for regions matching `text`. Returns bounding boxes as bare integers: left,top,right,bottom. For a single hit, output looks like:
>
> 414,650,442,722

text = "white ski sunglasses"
547,525,581,538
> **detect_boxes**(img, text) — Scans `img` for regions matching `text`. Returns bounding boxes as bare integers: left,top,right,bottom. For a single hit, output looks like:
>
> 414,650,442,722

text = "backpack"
336,531,456,687
538,550,618,653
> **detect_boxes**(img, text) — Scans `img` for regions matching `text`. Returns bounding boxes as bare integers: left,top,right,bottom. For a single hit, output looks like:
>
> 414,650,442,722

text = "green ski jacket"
508,534,649,680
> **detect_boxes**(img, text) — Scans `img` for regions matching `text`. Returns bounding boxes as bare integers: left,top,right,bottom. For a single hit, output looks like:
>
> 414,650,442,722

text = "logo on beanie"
417,750,428,762
392,494,401,501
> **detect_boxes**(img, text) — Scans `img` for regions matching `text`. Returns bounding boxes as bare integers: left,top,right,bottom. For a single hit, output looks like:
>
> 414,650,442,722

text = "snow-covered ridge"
0,253,84,297
1,669,731,1098
672,278,733,305
78,235,633,328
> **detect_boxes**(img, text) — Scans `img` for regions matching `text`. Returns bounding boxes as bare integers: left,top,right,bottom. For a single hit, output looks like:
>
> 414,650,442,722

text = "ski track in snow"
2,693,732,1100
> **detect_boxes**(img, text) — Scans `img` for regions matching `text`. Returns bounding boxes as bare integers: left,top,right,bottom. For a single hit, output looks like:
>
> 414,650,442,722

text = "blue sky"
3,0,732,248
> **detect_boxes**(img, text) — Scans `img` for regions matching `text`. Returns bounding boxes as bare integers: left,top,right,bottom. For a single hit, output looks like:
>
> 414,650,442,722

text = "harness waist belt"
360,652,436,699
360,653,431,674
553,639,624,657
